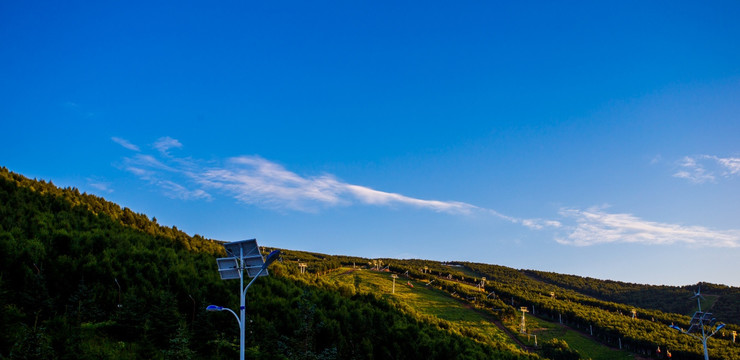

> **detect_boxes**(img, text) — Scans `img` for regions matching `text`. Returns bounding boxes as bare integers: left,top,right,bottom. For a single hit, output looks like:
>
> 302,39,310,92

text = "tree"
542,339,582,360
164,324,194,360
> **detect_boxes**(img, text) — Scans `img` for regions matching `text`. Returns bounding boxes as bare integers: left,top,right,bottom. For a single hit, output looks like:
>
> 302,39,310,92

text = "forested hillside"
1,166,739,360
0,167,535,359
521,270,740,325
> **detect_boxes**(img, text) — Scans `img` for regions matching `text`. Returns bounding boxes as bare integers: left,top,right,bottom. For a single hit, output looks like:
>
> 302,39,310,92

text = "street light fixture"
668,287,725,360
206,239,280,360
206,305,240,324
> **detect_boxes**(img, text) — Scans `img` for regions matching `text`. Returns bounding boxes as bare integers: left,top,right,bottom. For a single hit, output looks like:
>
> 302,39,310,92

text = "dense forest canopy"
1,166,738,360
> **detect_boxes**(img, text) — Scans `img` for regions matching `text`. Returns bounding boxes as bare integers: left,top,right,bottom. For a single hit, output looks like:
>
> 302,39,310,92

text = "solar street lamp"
207,239,280,360
668,287,725,360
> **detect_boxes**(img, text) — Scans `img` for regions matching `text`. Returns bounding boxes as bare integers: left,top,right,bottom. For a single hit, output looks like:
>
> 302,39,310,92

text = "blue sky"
2,1,739,286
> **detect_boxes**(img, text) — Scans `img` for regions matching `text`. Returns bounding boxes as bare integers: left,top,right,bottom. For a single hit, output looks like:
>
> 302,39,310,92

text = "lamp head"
263,249,281,268
206,305,224,312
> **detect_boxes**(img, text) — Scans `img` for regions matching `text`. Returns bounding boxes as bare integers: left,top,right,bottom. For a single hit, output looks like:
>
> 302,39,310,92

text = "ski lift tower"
668,287,725,360
207,239,280,360
520,306,529,333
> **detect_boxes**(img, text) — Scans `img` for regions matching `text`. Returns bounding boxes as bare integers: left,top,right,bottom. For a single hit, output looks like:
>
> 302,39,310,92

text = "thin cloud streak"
345,184,477,214
674,155,740,183
557,207,740,248
112,137,140,151
158,179,211,201
87,178,114,193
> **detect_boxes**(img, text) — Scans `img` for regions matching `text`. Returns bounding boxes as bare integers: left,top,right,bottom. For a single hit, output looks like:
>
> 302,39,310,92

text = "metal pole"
701,324,709,360
240,247,245,360
239,262,268,360
114,278,122,308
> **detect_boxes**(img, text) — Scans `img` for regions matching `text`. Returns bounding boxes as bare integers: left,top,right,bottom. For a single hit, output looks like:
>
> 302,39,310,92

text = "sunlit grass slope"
327,267,515,347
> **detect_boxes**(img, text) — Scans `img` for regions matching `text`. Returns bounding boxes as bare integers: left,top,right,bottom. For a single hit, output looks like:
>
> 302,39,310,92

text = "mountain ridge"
2,166,738,360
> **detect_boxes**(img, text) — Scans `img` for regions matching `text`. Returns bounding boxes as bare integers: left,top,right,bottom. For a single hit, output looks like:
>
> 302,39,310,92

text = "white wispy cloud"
556,207,740,248
193,156,346,211
345,184,477,214
114,137,740,248
115,137,515,217
674,155,740,183
194,155,481,214
112,137,140,151
520,218,562,230
158,179,211,201
154,136,183,156
87,178,114,193
716,156,740,176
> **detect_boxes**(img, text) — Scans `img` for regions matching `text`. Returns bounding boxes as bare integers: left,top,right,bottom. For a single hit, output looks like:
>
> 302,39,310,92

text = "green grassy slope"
320,266,654,360
327,268,516,347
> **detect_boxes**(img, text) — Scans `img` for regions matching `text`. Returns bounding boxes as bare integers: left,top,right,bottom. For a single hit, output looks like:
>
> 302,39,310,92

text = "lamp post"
668,287,725,360
207,239,280,360
114,277,122,308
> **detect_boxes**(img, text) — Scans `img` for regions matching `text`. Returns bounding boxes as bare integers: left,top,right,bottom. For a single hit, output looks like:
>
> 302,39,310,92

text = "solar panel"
243,254,269,278
217,239,269,280
687,311,714,334
217,258,240,280
223,239,261,259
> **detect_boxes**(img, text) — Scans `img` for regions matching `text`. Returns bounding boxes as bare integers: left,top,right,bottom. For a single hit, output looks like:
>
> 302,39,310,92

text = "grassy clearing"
690,295,719,315
327,267,639,360
510,313,635,360
326,268,514,346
